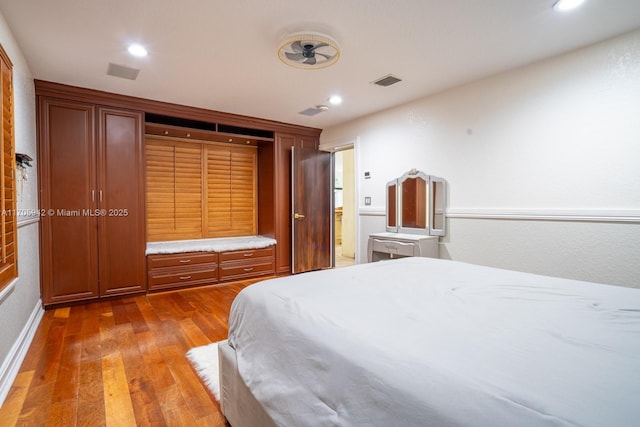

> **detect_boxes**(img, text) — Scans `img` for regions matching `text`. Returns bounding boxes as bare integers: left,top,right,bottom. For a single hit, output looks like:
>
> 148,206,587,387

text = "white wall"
0,12,42,406
321,29,640,288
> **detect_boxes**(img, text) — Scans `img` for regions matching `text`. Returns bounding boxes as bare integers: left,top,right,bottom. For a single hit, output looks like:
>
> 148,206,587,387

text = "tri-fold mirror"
386,169,446,236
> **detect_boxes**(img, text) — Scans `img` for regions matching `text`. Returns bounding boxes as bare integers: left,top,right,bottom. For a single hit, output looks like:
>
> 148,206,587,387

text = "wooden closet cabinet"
39,97,145,306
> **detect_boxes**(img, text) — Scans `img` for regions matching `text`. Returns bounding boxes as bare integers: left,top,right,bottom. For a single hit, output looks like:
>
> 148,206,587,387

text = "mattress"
227,257,640,427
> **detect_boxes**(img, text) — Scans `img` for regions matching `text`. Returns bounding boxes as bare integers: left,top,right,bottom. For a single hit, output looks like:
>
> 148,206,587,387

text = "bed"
219,257,640,427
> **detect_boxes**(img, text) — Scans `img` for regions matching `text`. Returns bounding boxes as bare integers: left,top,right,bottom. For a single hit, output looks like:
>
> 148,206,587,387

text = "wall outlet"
364,171,371,179
364,196,372,206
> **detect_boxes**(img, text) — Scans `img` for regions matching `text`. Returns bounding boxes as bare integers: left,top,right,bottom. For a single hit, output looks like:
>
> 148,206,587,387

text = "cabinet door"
291,144,332,273
275,133,322,275
274,134,295,275
39,98,99,304
97,108,145,296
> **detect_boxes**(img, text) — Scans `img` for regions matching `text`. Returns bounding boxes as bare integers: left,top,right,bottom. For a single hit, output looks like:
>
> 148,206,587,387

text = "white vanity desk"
367,232,439,262
368,169,446,263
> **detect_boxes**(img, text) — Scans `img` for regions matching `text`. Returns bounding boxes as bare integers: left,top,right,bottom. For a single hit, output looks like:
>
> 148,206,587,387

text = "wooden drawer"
219,260,275,282
370,238,416,257
219,246,274,263
147,252,218,270
148,265,218,291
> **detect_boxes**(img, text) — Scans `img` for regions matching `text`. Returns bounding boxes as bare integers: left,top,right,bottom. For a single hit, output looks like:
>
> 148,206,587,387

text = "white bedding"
227,257,640,427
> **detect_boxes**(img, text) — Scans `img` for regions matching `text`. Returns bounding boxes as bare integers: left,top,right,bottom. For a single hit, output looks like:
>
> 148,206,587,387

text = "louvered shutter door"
0,46,16,288
206,145,232,236
229,146,257,236
145,138,203,241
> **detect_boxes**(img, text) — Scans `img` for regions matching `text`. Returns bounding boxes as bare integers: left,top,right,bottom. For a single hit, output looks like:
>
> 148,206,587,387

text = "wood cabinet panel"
98,108,145,296
219,247,275,282
274,134,294,275
147,251,220,291
36,81,324,303
39,98,99,304
219,260,274,282
38,98,146,305
147,252,217,270
147,246,275,291
219,246,274,263
148,265,218,291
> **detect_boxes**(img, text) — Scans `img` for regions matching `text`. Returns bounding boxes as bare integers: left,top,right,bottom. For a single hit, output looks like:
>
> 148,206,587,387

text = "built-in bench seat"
146,236,277,291
146,236,277,255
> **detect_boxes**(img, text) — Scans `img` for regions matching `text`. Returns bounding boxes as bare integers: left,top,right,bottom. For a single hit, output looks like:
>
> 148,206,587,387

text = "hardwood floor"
335,245,355,268
0,281,256,426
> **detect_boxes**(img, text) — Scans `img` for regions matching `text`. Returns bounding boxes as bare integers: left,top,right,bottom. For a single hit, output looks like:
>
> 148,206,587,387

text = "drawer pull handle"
179,259,191,263
179,276,192,280
243,268,254,272
243,253,253,257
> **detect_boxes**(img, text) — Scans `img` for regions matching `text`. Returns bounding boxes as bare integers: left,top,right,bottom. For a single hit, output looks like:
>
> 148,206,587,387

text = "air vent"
372,74,402,87
298,107,325,117
106,63,140,80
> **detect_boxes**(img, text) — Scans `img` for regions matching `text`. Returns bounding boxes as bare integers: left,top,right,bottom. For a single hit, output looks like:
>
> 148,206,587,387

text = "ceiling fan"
278,33,340,69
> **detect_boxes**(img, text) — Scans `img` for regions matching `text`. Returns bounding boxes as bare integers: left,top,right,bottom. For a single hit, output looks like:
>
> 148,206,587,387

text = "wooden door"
291,145,332,273
97,108,145,296
39,98,99,304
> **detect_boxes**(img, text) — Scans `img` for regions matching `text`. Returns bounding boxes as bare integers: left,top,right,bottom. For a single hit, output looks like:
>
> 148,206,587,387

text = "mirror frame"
385,179,398,232
398,170,430,235
429,176,447,236
387,169,447,236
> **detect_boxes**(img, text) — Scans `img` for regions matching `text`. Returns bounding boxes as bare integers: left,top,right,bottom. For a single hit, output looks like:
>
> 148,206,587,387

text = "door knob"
294,213,305,219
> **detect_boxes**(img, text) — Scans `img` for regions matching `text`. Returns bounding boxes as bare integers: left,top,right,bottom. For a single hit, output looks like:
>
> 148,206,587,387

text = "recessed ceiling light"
553,0,585,12
127,43,148,57
329,95,343,105
317,105,330,111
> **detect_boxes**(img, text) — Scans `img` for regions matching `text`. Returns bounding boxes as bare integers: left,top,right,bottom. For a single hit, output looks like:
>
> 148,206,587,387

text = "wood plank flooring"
0,281,255,426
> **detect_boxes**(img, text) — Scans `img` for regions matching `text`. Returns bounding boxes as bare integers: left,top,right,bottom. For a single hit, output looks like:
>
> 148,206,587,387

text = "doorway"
333,148,355,268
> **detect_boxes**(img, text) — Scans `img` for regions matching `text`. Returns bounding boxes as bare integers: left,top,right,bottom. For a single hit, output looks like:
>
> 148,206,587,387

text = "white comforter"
227,257,640,427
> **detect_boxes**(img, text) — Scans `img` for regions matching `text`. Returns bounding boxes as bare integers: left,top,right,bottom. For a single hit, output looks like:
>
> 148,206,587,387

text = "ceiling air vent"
298,107,326,117
372,74,402,87
107,62,140,80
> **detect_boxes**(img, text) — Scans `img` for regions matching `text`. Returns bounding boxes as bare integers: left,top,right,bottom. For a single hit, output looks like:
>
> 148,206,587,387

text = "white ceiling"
1,0,640,129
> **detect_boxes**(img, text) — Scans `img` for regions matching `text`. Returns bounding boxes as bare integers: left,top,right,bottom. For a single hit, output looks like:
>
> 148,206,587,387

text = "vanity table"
368,169,446,263
367,232,438,262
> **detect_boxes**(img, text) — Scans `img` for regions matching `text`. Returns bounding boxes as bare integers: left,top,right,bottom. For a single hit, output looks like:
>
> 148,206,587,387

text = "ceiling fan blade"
313,42,329,50
315,52,334,60
291,41,304,53
285,52,305,61
303,57,317,65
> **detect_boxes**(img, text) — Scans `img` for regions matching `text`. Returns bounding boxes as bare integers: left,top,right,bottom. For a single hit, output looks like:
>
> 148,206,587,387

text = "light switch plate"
364,197,372,206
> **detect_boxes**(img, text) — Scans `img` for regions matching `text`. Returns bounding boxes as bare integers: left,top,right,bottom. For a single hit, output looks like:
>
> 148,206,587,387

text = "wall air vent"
106,63,140,80
372,74,402,87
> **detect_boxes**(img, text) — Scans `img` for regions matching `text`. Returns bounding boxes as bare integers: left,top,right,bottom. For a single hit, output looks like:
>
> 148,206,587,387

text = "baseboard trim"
0,299,44,407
